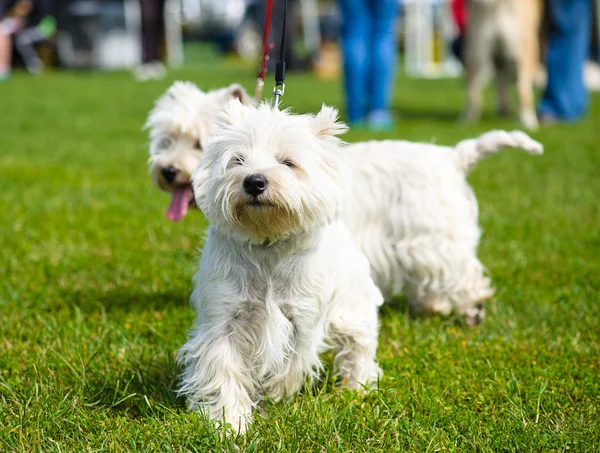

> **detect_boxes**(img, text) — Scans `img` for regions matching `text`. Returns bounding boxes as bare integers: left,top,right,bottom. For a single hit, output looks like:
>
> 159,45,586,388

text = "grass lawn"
1,58,599,452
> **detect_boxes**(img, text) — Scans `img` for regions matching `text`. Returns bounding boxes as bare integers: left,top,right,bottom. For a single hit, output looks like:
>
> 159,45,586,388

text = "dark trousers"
140,0,165,63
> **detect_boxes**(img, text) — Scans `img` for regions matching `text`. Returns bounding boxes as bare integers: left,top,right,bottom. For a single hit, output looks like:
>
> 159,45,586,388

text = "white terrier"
145,81,253,221
177,102,383,433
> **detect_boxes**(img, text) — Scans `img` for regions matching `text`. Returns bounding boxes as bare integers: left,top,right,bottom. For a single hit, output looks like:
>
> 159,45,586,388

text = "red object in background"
451,0,467,33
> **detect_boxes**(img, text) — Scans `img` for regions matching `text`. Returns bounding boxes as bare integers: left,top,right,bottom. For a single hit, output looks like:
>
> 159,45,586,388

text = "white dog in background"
145,82,543,323
178,102,383,433
343,131,542,324
464,0,543,129
145,81,252,221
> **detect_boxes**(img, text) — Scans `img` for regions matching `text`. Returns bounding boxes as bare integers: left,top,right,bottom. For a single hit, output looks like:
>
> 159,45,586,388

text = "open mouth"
166,184,194,222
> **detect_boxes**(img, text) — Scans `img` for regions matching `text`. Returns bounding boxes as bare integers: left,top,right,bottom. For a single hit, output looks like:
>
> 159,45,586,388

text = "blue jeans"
339,0,398,125
538,0,591,121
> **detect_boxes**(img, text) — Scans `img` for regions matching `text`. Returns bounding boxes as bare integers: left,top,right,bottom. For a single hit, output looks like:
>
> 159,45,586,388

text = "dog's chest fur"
209,232,328,385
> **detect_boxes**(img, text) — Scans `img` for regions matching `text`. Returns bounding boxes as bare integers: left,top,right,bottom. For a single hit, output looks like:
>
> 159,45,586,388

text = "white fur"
178,102,383,433
342,130,543,322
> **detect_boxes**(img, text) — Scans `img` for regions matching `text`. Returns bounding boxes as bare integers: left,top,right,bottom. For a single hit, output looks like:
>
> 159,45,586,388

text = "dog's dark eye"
281,159,296,168
193,140,202,150
159,137,172,149
234,155,245,166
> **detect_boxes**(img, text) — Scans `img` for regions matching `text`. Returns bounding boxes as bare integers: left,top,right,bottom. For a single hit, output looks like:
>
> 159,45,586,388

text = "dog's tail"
454,130,543,174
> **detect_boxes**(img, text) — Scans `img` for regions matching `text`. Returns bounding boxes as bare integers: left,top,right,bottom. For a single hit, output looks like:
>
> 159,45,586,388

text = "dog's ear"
226,84,253,105
309,104,349,139
214,98,249,127
166,81,203,99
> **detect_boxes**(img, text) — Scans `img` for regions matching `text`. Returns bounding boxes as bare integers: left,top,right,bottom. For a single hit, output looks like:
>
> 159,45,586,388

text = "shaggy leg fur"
329,294,382,389
179,333,256,432
399,238,495,324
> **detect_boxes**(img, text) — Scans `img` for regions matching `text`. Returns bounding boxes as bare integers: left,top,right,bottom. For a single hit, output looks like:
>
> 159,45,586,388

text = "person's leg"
0,16,23,79
339,0,370,125
0,29,11,79
366,0,398,129
538,0,592,121
156,0,165,57
140,0,163,63
13,12,55,74
14,27,43,73
136,0,166,80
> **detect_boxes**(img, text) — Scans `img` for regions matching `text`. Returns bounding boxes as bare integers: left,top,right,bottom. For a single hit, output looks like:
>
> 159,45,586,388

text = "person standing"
338,0,398,130
538,0,592,122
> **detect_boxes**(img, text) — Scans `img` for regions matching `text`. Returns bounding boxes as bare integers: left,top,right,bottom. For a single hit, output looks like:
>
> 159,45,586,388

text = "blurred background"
1,0,598,86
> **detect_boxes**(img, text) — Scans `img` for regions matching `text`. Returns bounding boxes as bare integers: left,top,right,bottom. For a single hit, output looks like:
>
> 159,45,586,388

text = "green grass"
1,60,599,452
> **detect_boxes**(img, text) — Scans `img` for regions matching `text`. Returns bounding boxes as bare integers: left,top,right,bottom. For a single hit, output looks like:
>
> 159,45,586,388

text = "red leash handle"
255,0,275,100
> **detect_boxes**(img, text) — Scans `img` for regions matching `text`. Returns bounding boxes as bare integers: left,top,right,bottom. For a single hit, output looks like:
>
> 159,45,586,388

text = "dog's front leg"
268,320,324,401
179,334,255,433
328,299,382,390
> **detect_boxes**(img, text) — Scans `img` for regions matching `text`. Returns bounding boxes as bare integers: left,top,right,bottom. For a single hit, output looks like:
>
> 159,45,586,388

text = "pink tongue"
166,186,193,222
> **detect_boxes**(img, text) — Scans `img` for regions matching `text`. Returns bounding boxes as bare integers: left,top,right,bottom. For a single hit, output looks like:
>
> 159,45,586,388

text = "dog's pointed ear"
226,83,253,105
309,104,349,139
166,80,203,99
214,98,249,127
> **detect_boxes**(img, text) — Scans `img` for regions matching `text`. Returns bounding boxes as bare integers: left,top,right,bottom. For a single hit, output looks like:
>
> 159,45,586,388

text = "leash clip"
273,83,285,109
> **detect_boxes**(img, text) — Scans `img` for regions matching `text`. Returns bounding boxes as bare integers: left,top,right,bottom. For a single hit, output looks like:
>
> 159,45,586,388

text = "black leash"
272,0,288,109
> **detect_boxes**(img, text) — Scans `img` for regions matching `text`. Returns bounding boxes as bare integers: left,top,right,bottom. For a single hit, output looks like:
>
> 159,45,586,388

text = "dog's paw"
340,363,382,392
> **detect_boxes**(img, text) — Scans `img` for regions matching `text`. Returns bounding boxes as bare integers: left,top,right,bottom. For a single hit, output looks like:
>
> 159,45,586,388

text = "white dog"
464,0,543,129
145,83,543,323
342,131,543,324
145,81,253,221
177,102,383,433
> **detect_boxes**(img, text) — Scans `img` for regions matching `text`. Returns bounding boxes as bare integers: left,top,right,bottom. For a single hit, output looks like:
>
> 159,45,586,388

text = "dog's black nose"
243,174,268,196
161,166,178,183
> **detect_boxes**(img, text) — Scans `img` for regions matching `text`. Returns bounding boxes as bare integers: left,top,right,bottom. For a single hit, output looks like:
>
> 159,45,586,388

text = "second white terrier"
343,131,543,324
178,102,383,433
145,81,252,221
